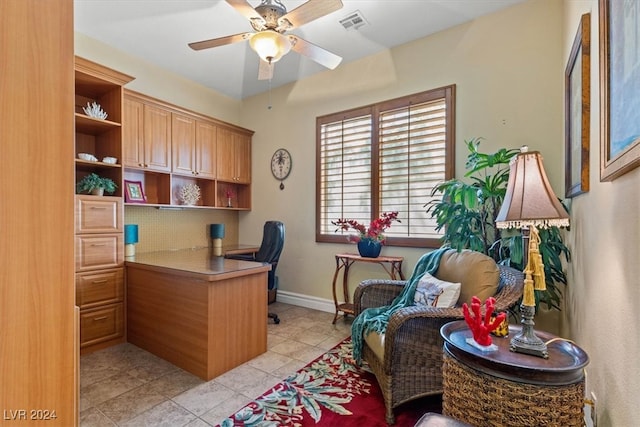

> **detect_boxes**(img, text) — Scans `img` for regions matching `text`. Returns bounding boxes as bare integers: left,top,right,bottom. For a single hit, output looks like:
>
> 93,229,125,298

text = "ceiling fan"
189,0,344,80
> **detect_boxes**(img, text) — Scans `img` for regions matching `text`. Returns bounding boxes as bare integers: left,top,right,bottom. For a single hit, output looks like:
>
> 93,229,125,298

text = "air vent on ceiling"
339,10,367,31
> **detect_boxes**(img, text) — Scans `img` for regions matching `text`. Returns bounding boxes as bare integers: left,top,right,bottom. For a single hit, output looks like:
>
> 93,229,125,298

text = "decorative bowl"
78,153,97,162
102,157,118,164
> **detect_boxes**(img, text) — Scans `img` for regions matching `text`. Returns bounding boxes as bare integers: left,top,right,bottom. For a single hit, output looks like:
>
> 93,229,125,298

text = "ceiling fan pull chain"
268,74,273,110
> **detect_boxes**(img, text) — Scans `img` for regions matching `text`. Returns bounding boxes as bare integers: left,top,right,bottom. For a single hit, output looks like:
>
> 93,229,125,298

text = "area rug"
216,337,441,427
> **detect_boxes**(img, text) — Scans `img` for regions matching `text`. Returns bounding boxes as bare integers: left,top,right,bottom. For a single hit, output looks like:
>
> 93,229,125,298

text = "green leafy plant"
425,138,571,311
76,173,117,195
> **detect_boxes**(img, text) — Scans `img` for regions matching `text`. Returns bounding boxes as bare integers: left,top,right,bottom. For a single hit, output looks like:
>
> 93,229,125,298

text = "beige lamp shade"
249,30,292,63
495,148,570,229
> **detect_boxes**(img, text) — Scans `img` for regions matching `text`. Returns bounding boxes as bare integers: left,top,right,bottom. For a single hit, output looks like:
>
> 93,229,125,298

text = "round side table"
440,321,589,427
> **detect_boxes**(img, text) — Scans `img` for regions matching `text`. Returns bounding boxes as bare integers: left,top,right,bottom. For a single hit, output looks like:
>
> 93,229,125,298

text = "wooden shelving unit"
74,57,134,354
122,90,254,210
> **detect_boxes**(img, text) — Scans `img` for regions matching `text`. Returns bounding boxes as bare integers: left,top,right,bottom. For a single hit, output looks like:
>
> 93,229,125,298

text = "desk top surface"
125,247,270,281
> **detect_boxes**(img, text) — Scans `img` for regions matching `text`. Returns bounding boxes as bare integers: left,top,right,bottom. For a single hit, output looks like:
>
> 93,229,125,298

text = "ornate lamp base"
510,303,549,359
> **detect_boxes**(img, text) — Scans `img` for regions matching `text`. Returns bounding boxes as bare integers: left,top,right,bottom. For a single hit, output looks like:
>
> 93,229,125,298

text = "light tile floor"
80,303,353,426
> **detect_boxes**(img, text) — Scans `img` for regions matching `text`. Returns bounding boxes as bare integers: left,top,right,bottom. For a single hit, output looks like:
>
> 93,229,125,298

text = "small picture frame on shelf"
124,180,146,203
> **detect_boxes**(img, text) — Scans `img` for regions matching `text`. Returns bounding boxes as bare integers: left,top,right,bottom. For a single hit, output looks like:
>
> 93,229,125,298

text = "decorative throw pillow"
414,272,461,308
436,249,500,305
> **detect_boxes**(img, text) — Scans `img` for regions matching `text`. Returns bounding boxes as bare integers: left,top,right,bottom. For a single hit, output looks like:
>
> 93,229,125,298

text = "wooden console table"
440,321,589,426
331,253,404,324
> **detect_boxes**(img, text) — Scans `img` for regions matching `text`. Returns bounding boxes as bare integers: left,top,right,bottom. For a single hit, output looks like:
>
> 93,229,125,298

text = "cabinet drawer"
76,268,124,309
75,195,122,233
75,234,123,271
80,303,124,347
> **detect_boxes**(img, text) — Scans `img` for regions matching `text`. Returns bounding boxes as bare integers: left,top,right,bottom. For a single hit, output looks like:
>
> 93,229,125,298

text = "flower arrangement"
225,188,235,199
332,211,400,244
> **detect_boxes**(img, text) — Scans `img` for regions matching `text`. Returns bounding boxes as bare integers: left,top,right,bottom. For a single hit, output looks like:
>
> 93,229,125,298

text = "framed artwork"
565,13,590,198
599,0,640,181
124,180,146,203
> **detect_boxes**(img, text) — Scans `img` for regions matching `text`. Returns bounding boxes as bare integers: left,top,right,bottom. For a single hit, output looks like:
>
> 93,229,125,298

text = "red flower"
225,188,235,199
332,212,400,244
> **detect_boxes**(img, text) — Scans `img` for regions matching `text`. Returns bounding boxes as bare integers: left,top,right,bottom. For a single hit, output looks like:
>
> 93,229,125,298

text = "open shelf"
75,113,121,134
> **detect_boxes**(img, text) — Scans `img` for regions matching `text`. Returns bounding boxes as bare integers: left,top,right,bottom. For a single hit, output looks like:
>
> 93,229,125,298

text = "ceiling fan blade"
188,32,253,51
226,0,266,29
277,0,343,31
289,35,342,70
258,59,274,81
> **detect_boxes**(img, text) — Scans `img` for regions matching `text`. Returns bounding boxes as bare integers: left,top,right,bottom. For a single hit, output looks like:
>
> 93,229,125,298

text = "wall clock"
271,148,292,190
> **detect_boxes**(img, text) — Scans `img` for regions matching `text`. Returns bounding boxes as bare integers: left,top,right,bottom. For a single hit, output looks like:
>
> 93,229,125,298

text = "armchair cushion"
414,273,461,308
364,331,385,363
437,249,500,305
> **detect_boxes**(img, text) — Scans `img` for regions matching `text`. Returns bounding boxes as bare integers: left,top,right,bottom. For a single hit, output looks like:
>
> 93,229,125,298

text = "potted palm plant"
76,173,117,196
425,138,571,311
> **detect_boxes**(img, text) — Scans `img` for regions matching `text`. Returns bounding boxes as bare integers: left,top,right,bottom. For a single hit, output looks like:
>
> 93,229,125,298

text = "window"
316,85,455,248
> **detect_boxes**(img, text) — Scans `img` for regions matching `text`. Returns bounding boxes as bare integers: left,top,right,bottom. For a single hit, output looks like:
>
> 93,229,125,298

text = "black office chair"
226,221,285,324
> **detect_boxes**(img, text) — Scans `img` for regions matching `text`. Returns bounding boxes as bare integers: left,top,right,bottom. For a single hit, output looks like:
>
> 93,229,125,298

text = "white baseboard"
275,290,336,314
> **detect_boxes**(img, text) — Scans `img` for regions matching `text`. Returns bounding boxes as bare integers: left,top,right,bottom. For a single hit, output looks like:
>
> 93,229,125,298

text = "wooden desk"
125,248,270,380
331,253,404,324
223,244,260,256
440,321,589,426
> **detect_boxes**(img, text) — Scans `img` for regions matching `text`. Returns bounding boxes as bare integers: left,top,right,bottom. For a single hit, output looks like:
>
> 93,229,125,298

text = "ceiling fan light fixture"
249,30,291,63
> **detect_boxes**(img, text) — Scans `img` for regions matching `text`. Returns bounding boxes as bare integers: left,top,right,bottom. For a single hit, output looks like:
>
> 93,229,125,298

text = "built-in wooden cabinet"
143,103,172,172
196,121,218,179
123,89,253,210
216,127,251,184
172,113,217,179
122,95,172,173
75,194,125,354
75,57,132,198
74,58,131,354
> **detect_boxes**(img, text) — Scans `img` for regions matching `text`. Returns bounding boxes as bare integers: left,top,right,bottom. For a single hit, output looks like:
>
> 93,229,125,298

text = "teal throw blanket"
351,248,448,364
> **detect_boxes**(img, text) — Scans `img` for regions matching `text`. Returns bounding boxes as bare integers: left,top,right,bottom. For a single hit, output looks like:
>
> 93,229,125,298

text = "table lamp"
124,224,139,257
495,147,570,358
210,223,225,256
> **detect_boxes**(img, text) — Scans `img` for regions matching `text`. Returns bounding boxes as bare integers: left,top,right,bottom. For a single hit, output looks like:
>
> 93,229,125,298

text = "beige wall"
240,0,565,306
561,2,640,426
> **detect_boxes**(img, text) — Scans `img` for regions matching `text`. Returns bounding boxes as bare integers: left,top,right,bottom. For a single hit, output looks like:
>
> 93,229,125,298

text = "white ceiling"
74,0,524,100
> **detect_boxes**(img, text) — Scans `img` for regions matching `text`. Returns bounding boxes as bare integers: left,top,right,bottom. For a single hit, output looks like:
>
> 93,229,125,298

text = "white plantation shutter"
379,99,447,240
317,86,455,247
319,114,372,235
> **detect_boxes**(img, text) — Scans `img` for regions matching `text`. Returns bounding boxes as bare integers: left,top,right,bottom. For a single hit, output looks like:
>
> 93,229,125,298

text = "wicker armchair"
353,253,524,425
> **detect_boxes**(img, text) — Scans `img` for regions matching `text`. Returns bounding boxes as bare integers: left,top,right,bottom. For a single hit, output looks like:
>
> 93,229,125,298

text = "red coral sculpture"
462,296,506,346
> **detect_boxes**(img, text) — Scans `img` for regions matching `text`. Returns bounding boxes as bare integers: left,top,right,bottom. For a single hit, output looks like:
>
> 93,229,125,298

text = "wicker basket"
442,351,585,426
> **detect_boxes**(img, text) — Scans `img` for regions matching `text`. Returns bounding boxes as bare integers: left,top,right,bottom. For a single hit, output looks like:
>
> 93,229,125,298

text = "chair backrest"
254,221,285,265
254,221,285,290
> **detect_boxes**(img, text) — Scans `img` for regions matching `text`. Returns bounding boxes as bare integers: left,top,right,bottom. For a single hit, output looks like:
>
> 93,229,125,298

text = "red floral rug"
216,337,441,426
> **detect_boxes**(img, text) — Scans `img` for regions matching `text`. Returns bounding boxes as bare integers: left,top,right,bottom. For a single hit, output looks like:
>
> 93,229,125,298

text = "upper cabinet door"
234,133,251,184
122,96,144,169
143,104,172,172
216,127,235,181
216,127,251,183
195,120,217,179
171,113,196,176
